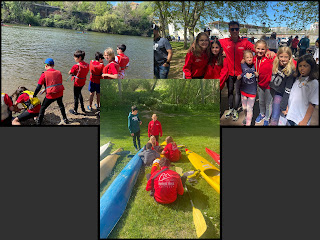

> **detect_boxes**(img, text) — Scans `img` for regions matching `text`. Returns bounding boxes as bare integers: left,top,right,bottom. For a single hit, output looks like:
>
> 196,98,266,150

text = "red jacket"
254,55,275,89
204,57,229,90
146,166,184,204
70,61,90,87
163,142,181,162
148,120,163,138
291,38,299,48
183,51,209,79
219,37,255,77
89,60,104,84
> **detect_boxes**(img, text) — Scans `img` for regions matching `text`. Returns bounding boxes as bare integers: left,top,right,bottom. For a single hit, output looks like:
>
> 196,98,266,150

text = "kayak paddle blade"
193,207,207,238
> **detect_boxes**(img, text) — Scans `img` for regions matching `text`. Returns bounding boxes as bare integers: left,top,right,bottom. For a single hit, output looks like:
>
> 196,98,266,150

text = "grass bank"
168,42,191,79
100,108,220,238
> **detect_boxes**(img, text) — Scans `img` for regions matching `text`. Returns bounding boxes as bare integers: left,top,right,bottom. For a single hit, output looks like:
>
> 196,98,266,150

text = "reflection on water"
1,25,153,98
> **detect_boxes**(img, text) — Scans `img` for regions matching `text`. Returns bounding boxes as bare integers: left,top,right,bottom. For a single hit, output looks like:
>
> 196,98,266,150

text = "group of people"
1,45,129,125
127,105,184,204
178,20,318,126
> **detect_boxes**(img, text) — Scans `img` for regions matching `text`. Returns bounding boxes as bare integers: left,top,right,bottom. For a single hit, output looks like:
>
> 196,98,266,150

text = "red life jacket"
103,61,120,79
89,60,104,83
72,62,89,86
117,53,129,70
44,70,64,94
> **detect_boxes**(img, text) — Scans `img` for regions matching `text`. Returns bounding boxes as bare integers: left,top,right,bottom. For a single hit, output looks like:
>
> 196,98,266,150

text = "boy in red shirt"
146,157,184,204
115,44,129,79
102,48,119,79
68,50,90,115
88,52,104,111
147,114,163,143
161,136,181,162
33,58,68,125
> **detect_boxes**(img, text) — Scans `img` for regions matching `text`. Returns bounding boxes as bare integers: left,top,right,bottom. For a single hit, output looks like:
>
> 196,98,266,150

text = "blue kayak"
100,149,143,238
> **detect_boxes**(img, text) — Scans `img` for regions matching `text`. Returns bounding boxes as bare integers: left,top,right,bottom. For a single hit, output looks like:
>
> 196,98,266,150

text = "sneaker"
255,113,265,123
225,108,234,119
242,118,246,125
87,105,92,111
69,109,78,115
63,118,69,124
95,103,100,109
263,120,269,126
232,110,239,121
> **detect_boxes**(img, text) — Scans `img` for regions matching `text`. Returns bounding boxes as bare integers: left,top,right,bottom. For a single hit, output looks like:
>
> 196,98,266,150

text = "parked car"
280,37,289,46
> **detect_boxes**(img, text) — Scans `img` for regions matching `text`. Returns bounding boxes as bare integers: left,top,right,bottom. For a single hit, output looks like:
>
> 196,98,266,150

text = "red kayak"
205,148,220,165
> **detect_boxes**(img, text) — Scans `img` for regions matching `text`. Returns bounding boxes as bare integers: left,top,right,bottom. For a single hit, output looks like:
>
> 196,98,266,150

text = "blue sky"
109,1,143,6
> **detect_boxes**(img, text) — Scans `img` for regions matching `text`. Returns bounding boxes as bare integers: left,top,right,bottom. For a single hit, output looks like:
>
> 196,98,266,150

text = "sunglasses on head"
230,28,239,31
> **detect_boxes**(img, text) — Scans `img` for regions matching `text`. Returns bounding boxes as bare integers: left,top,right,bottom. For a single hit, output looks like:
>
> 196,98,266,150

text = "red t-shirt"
148,120,163,138
291,38,299,48
163,142,181,162
146,166,184,204
183,51,209,79
38,68,63,99
16,93,41,114
219,37,256,77
204,57,229,90
70,61,90,87
102,61,119,79
89,60,104,84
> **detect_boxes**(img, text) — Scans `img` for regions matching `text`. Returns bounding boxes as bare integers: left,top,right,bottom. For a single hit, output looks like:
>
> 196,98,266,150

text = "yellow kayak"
185,148,220,194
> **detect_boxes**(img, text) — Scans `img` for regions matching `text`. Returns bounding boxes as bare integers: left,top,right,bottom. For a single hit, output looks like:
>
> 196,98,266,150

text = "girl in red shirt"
102,48,119,80
204,39,229,89
183,32,210,79
161,136,181,162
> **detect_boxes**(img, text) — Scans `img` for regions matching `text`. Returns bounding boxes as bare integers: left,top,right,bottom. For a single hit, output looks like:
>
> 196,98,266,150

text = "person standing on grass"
204,38,229,90
269,47,297,126
33,58,69,125
161,136,181,162
146,157,185,204
253,40,277,126
88,52,104,111
147,113,162,143
219,21,275,122
153,24,173,79
298,35,310,57
183,32,211,79
237,50,259,126
68,50,90,115
128,105,142,151
286,55,319,126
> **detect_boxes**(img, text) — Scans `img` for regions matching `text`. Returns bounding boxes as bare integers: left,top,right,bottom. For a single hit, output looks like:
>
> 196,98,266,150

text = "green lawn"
100,108,220,238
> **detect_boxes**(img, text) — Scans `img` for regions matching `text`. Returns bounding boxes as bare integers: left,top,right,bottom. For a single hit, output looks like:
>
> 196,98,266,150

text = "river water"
1,25,153,99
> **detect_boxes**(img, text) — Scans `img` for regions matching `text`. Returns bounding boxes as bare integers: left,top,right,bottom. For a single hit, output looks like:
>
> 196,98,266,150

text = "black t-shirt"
154,37,172,66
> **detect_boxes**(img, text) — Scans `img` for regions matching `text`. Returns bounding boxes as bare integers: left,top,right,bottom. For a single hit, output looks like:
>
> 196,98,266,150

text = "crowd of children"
1,44,130,125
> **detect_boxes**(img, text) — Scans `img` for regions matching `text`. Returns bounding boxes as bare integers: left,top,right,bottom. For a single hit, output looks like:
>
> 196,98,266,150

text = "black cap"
152,24,160,31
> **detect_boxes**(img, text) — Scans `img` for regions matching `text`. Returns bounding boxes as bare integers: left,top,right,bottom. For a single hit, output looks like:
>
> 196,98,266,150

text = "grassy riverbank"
100,108,220,238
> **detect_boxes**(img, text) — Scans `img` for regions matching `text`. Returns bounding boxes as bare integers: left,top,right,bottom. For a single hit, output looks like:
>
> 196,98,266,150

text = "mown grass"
100,107,220,239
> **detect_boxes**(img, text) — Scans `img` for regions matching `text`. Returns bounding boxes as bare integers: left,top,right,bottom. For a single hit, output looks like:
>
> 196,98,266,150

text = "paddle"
175,167,207,238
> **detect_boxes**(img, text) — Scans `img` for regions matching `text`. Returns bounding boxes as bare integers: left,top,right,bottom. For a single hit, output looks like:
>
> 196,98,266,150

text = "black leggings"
38,96,67,124
132,130,141,149
226,75,241,109
74,86,85,112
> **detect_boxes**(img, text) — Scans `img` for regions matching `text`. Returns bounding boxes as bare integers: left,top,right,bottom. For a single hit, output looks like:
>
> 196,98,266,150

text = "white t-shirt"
286,77,319,125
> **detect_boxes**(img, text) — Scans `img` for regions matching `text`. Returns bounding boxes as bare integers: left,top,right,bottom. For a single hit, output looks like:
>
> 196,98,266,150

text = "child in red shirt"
147,114,163,143
69,50,90,115
88,52,104,111
161,136,181,162
11,86,41,125
115,44,129,79
102,48,119,80
1,93,14,125
183,32,210,79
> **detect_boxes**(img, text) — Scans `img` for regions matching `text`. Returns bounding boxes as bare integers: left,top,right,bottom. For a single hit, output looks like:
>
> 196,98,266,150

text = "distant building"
112,2,140,10
310,22,319,31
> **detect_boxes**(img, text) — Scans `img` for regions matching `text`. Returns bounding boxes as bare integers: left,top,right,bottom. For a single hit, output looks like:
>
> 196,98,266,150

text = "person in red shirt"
32,58,68,125
69,50,90,115
1,92,15,125
147,114,163,143
183,32,210,79
143,135,160,152
115,44,129,79
88,52,104,111
102,48,119,80
10,86,41,125
204,38,229,90
220,21,275,121
161,136,181,162
291,36,299,56
146,157,184,204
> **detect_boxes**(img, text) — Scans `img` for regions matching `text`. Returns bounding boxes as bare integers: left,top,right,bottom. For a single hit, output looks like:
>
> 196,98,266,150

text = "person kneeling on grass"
161,136,181,162
146,157,186,204
138,142,160,166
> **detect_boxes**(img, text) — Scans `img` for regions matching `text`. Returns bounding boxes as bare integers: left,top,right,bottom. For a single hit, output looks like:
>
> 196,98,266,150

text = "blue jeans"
270,94,282,126
154,65,170,79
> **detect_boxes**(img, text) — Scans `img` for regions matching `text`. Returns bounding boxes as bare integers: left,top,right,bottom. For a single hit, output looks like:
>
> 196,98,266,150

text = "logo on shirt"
132,116,139,121
195,59,202,62
238,47,245,50
153,43,158,50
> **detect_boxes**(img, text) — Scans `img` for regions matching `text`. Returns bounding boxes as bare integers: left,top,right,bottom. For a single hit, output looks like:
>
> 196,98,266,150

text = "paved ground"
220,85,319,126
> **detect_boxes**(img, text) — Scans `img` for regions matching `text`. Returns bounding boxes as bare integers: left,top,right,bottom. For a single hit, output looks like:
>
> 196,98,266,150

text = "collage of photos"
1,1,319,240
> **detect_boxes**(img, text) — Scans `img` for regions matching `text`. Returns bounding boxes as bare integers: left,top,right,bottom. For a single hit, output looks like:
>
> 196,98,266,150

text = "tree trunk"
151,79,158,92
